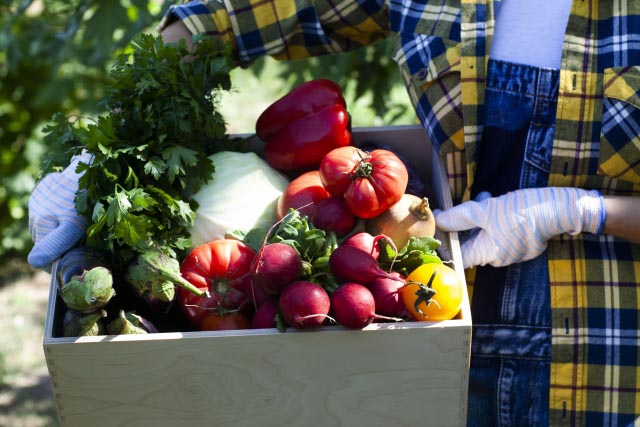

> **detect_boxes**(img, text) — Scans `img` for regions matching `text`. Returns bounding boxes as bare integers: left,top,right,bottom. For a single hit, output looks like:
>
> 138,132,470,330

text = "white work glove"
27,152,92,271
434,187,605,269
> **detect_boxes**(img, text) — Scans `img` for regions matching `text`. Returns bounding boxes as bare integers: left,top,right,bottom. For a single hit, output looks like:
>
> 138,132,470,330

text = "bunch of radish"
250,231,411,331
246,142,443,331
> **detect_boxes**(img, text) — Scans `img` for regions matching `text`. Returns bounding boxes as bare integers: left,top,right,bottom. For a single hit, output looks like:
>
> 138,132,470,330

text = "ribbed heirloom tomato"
402,263,463,321
179,239,257,328
319,146,408,219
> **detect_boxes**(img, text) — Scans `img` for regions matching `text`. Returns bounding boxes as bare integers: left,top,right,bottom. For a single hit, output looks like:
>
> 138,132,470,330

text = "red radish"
328,244,397,284
251,298,279,329
312,197,356,236
251,243,303,295
342,232,381,259
235,272,272,309
331,283,403,329
367,272,407,317
279,280,331,330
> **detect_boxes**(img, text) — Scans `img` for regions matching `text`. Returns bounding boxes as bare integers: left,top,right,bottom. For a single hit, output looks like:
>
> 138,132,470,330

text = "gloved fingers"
27,220,87,270
458,231,495,269
460,228,550,268
434,200,489,232
57,247,106,284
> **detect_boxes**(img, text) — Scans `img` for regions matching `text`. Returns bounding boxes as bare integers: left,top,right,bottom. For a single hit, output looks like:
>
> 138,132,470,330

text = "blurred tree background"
0,0,412,266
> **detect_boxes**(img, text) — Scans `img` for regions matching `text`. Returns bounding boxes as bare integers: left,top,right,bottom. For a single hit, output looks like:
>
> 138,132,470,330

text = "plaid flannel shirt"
161,1,640,425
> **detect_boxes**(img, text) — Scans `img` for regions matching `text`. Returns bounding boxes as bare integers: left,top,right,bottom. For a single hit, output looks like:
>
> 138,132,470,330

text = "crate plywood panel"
45,322,470,427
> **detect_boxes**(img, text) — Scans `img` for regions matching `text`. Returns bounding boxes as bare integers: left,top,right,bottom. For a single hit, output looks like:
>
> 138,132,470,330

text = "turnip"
278,280,331,330
367,272,407,317
312,197,356,236
328,244,397,285
331,283,403,329
251,298,279,329
251,242,303,295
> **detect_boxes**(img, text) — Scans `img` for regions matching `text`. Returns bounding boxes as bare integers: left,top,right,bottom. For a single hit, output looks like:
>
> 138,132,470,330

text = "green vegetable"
59,266,115,312
124,247,209,308
107,310,159,335
41,33,241,265
190,151,289,247
63,309,107,337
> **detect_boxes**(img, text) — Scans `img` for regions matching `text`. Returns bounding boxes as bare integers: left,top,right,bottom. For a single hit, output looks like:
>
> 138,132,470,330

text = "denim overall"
466,59,559,427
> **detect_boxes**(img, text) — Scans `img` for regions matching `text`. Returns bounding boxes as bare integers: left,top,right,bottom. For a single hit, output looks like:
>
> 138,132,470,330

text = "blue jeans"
467,59,558,427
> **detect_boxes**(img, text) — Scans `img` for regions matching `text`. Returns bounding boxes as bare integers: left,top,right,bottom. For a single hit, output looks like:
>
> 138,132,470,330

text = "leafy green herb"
378,236,442,277
42,33,244,265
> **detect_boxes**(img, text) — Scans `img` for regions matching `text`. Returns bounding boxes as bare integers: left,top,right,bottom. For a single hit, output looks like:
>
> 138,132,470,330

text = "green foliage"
50,34,238,264
0,0,172,261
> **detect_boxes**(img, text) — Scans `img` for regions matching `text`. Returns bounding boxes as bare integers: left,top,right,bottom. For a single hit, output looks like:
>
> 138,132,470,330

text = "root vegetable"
278,281,331,330
251,298,279,329
331,283,403,329
367,272,407,317
251,242,303,295
367,195,436,249
235,274,272,309
328,244,397,284
312,197,356,236
342,231,396,260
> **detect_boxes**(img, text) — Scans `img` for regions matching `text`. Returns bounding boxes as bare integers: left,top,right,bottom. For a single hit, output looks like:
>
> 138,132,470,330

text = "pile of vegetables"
42,37,463,335
167,79,464,332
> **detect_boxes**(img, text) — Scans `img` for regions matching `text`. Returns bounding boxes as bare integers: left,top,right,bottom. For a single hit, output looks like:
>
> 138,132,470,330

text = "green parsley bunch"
43,33,242,265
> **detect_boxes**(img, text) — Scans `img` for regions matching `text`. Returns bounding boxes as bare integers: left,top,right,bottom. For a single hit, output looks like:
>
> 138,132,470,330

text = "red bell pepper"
255,78,346,142
263,103,352,171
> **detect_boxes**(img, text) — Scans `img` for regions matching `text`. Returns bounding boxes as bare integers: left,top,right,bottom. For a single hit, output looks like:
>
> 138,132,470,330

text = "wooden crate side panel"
45,324,470,427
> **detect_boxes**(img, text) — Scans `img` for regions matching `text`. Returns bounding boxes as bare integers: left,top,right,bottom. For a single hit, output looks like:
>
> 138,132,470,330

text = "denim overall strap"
467,59,559,427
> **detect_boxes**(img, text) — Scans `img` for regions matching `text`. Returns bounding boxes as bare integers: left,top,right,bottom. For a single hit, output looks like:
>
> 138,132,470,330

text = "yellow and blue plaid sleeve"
159,0,390,66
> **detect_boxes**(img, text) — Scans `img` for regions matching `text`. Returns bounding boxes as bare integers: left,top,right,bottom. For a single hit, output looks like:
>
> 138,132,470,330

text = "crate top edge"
43,316,471,346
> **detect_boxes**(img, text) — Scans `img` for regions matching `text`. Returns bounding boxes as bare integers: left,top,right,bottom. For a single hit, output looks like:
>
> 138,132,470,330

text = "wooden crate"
43,125,472,427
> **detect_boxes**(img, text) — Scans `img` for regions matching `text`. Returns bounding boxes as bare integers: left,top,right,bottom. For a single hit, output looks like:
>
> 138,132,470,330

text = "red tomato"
179,239,256,328
200,312,250,331
319,147,409,219
276,170,331,220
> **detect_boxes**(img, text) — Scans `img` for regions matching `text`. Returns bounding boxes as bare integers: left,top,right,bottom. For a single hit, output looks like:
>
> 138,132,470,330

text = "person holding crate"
29,1,640,425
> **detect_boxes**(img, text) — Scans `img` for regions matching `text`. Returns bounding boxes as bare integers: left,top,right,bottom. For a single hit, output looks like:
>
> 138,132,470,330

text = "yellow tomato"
402,263,463,321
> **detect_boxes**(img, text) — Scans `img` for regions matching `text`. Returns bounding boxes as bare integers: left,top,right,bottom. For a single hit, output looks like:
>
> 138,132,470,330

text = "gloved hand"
434,187,605,269
28,151,92,271
55,246,109,285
